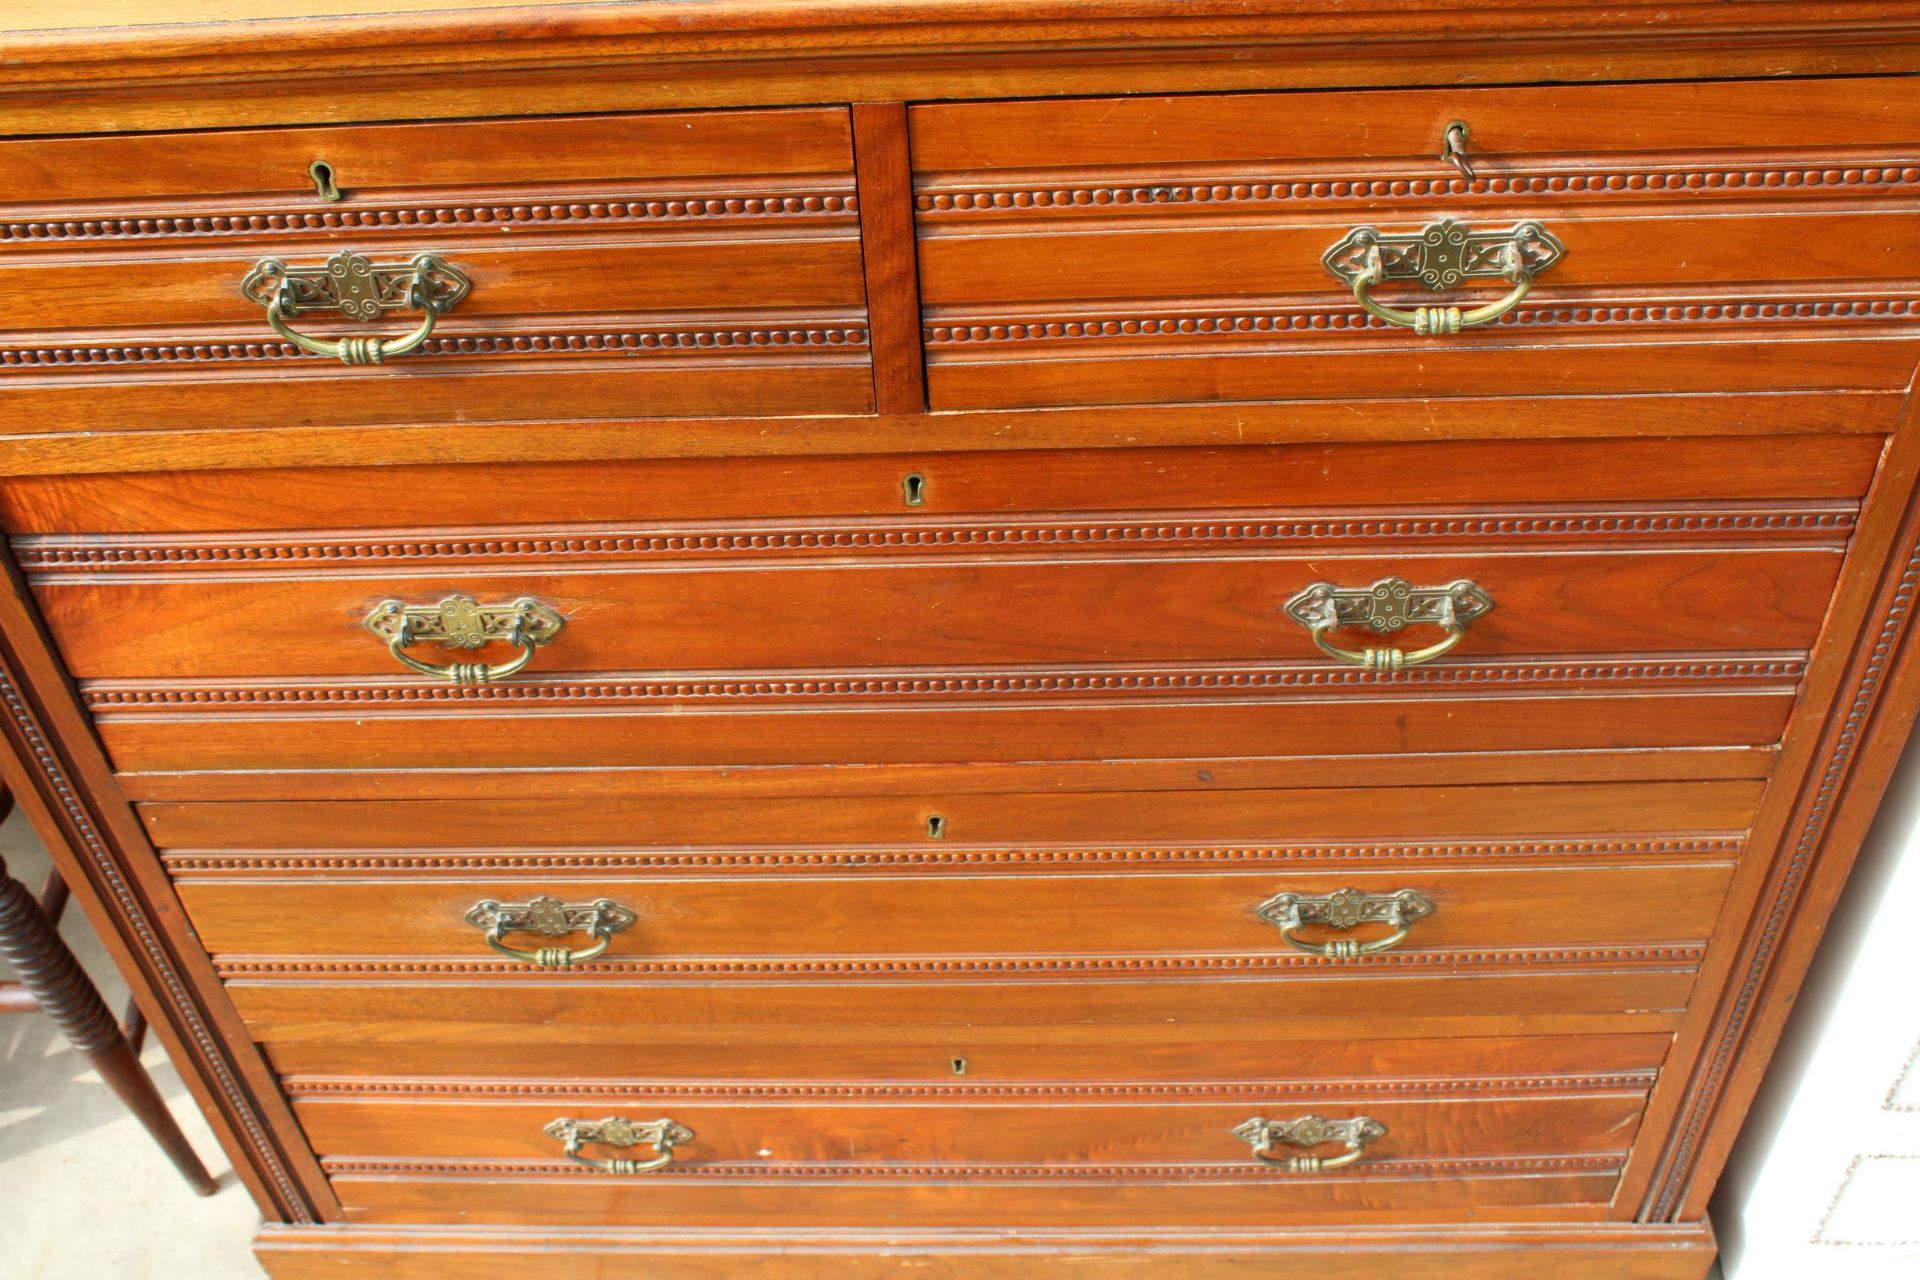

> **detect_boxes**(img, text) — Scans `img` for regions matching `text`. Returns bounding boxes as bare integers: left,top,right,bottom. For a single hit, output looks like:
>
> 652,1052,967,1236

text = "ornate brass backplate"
1232,1114,1388,1172
1285,578,1492,636
543,1116,694,1175
465,896,636,969
364,596,565,684
241,250,470,319
1256,887,1436,959
1322,219,1564,294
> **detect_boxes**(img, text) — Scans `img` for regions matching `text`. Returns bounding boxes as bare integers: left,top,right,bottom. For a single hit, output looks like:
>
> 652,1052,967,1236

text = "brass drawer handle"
1233,1115,1386,1172
364,595,564,685
1322,219,1563,335
465,896,636,969
544,1117,692,1175
241,250,470,365
1256,887,1435,959
1284,577,1492,671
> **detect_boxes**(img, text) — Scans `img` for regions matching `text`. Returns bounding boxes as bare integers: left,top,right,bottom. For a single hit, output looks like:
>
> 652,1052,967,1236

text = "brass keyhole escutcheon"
902,472,928,507
309,159,342,202
926,814,947,839
951,1057,969,1075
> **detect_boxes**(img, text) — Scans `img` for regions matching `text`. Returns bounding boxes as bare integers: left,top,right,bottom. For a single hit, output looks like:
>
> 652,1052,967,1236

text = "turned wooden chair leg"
0,849,218,1196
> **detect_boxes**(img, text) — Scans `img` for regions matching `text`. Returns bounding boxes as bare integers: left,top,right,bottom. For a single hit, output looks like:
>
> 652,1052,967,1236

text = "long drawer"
13,434,1860,781
0,108,871,432
912,77,1920,410
303,1083,1648,1226
186,781,1746,1042
175,861,1734,965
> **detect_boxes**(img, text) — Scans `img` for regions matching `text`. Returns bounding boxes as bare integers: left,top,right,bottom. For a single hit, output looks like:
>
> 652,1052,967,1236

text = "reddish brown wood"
852,103,928,413
132,779,1767,849
251,1222,1718,1279
1,433,1881,529
174,862,1735,963
0,8,1916,1276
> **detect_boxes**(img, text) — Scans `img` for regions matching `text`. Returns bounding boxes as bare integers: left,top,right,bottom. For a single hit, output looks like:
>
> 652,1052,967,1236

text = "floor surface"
0,810,263,1277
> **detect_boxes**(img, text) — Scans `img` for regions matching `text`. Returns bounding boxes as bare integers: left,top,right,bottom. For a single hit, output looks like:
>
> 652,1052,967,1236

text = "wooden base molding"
253,1223,1718,1279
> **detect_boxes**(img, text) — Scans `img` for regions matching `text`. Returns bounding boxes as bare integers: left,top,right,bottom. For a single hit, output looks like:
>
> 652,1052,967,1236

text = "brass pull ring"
465,896,637,969
364,595,565,685
242,250,471,366
1256,887,1436,960
1233,1115,1387,1173
1323,219,1563,337
544,1117,692,1175
1284,577,1492,671
264,292,439,365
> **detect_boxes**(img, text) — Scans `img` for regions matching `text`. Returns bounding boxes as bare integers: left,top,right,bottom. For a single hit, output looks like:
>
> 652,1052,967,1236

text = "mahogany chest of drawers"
2,3,1918,1276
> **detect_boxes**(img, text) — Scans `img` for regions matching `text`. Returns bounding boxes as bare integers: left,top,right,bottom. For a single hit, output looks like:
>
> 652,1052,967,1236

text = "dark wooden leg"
0,850,219,1196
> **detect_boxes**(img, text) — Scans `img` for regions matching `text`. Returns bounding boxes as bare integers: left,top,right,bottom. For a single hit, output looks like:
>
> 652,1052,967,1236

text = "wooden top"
5,1,1917,66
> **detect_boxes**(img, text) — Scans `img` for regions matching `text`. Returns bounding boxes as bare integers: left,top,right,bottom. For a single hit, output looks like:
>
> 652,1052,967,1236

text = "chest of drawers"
1,3,1918,1277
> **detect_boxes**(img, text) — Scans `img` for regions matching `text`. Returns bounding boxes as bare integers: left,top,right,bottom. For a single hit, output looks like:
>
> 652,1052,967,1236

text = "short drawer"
912,76,1920,410
0,108,870,432
297,1074,1649,1226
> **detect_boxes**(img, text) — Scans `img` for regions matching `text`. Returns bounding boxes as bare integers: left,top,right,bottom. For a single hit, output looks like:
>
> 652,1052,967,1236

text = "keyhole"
309,159,342,203
951,1057,969,1075
926,814,946,839
902,472,927,507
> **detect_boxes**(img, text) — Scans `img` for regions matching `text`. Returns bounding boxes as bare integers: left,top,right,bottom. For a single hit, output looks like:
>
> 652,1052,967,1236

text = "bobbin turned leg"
0,850,218,1195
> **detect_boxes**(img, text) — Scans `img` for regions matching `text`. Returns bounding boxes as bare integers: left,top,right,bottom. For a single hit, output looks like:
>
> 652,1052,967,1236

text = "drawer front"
0,109,871,431
176,861,1735,965
185,781,1747,1041
15,436,1857,782
298,1082,1647,1226
911,77,1920,410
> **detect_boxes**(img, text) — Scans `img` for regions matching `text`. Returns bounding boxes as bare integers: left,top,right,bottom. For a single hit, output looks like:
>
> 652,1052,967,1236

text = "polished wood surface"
0,4,1915,1275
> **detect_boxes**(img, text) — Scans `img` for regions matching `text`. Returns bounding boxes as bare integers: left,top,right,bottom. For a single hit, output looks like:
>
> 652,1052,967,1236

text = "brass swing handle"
1256,888,1435,959
1322,219,1564,335
544,1117,692,1175
364,595,565,685
1233,1115,1386,1172
465,896,636,969
1284,577,1493,671
241,250,471,366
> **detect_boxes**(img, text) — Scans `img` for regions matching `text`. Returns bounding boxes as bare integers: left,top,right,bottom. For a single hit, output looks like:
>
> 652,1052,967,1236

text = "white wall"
1712,732,1920,1278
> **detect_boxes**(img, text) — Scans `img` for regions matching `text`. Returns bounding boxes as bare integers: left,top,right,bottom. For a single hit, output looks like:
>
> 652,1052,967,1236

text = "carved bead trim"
915,165,1920,215
320,1153,1624,1180
282,1072,1658,1101
0,191,858,244
214,945,1706,980
0,670,313,1221
162,837,1744,877
87,657,1808,716
0,324,869,370
17,506,1856,574
924,298,1920,347
1648,528,1920,1220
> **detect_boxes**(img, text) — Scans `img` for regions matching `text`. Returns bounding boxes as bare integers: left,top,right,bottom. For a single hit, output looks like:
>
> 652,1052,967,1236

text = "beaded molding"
0,669,314,1220
319,1152,1625,1181
281,1071,1660,1101
213,945,1707,981
1648,522,1920,1220
0,323,869,370
0,190,858,244
914,163,1920,216
16,506,1856,574
924,298,1920,347
85,657,1809,715
161,837,1746,877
